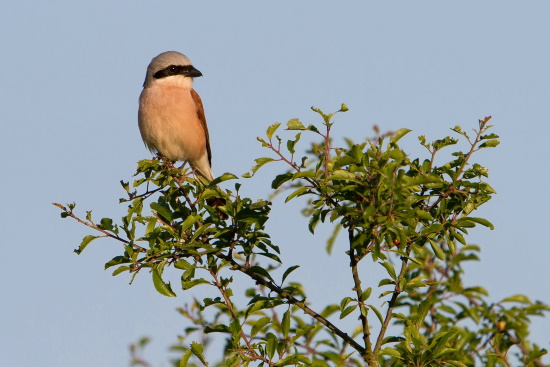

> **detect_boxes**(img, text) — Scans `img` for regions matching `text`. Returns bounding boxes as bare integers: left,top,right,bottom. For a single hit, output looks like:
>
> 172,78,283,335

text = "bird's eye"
169,65,177,72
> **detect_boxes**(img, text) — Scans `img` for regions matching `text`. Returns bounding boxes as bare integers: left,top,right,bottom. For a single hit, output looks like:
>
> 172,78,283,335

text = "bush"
55,105,549,366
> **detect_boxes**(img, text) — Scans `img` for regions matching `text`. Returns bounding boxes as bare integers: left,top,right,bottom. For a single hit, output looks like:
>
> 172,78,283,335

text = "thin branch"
209,269,275,366
426,120,491,214
126,186,163,200
53,203,146,251
324,125,331,177
219,253,367,357
348,227,373,357
372,244,411,356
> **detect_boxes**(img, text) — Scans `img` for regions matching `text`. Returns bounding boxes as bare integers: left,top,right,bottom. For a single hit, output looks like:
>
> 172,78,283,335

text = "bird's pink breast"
138,85,206,163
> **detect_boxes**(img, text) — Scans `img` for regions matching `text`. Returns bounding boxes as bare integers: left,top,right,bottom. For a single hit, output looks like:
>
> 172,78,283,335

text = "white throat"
152,75,194,89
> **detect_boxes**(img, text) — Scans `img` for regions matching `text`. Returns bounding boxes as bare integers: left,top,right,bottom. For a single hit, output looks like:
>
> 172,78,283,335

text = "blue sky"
1,2,549,366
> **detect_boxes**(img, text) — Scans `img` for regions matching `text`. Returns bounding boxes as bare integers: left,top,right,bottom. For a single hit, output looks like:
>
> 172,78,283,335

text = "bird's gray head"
143,51,202,88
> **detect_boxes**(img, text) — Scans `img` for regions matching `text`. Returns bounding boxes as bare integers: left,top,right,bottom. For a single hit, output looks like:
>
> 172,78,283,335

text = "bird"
138,51,214,181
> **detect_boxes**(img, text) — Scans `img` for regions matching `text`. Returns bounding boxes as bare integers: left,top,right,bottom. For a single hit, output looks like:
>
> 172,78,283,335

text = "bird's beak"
185,66,203,78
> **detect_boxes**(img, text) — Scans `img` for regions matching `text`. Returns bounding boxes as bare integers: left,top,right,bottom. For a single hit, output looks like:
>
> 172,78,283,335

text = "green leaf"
285,186,310,202
179,350,192,367
433,136,459,150
257,251,282,263
349,144,364,163
152,268,177,297
422,223,443,235
246,157,275,177
204,324,230,333
428,239,445,260
432,329,458,358
272,173,293,189
251,316,271,337
281,310,291,338
446,361,468,367
524,347,548,365
248,266,275,282
286,133,301,154
380,262,397,280
453,230,467,246
151,202,173,222
406,276,428,288
415,209,434,222
292,170,315,179
98,217,114,230
307,124,320,133
181,278,209,290
479,139,500,148
190,342,208,366
480,133,499,140
320,304,340,318
380,347,402,358
211,172,238,185
415,299,432,326
340,304,357,319
326,223,342,254
340,296,354,310
368,304,384,324
286,118,305,130
289,325,315,345
74,235,99,255
282,265,300,284
378,278,395,287
403,174,444,187
112,266,130,276
501,294,531,304
246,300,281,318
265,332,278,359
174,259,192,270
390,128,412,144
460,216,494,230
360,287,372,302
104,256,130,269
180,215,202,234
266,122,281,140
382,336,406,344
308,210,321,234
327,170,357,181
275,355,312,366
333,155,357,169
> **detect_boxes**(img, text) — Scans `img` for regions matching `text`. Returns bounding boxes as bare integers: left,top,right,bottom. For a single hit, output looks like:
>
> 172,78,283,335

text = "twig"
127,186,162,200
428,119,491,213
372,244,411,356
219,253,367,357
53,203,146,251
209,269,275,366
348,227,373,358
324,125,331,177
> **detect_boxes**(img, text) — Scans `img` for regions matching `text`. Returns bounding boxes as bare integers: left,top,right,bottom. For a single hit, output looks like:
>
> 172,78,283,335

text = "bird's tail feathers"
195,164,214,182
192,155,214,181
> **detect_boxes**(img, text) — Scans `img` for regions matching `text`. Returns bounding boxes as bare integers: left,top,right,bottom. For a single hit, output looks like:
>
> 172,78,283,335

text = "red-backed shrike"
138,51,214,181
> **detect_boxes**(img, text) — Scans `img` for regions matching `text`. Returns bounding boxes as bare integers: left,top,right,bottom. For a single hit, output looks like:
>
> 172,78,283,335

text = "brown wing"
190,88,212,166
